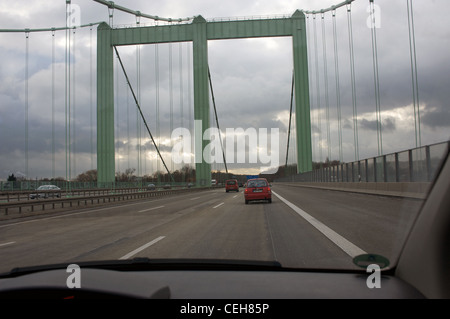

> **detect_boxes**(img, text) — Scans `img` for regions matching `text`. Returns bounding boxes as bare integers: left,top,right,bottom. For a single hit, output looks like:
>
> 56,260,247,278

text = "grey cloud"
421,106,450,129
359,117,396,133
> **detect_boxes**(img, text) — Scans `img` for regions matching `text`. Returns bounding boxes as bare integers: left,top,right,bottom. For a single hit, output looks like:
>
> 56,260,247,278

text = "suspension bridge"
0,0,448,190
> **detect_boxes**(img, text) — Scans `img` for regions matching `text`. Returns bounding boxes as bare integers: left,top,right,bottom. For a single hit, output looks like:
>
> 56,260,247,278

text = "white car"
29,185,61,199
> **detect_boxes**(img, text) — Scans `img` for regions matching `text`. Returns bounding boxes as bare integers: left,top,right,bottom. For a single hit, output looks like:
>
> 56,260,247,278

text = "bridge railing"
277,141,449,183
0,180,194,192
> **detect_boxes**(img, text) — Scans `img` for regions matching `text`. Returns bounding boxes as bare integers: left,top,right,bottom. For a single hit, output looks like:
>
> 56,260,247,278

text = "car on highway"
146,183,156,190
225,179,239,192
244,178,271,204
29,185,61,199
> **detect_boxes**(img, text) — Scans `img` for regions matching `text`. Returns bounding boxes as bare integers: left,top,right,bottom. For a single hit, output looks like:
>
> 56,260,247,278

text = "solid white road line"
0,241,15,247
272,191,367,258
213,202,224,209
119,236,166,260
138,206,164,213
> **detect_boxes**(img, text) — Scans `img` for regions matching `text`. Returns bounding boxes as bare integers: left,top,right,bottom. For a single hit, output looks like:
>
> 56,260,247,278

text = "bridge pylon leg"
97,22,115,186
292,10,313,174
193,16,212,187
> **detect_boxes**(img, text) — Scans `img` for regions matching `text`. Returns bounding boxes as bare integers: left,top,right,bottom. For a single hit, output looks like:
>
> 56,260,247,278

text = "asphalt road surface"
0,184,424,274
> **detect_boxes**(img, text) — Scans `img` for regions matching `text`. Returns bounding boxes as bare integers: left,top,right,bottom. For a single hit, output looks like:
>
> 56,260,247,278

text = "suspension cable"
108,3,114,27
179,43,185,181
407,0,421,148
52,30,56,178
207,66,228,174
126,74,131,171
0,22,102,33
90,26,94,171
369,0,382,156
115,48,120,174
303,0,355,15
187,43,193,167
65,0,73,191
169,42,174,173
347,3,359,161
306,15,316,164
68,25,72,186
93,0,197,23
332,9,343,163
285,71,295,169
25,31,29,180
179,43,184,136
65,4,69,188
111,6,119,175
136,16,141,178
321,13,332,163
114,46,174,182
72,28,77,177
313,14,323,165
155,42,161,182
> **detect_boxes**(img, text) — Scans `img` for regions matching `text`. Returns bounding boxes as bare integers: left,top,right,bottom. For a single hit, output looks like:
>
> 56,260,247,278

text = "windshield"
0,0,449,277
247,180,268,188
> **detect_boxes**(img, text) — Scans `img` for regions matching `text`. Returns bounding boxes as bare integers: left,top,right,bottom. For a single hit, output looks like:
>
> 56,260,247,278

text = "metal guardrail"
274,181,431,199
0,186,193,202
277,141,449,183
0,187,215,216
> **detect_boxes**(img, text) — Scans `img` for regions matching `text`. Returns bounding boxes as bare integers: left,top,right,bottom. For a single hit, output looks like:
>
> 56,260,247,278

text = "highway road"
0,184,424,274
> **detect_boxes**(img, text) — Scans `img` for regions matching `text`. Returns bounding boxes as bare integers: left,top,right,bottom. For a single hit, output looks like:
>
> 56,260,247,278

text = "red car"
225,179,239,192
244,178,272,204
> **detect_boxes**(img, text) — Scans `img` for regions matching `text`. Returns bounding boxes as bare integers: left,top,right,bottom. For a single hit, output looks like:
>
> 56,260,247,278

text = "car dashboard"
0,260,424,300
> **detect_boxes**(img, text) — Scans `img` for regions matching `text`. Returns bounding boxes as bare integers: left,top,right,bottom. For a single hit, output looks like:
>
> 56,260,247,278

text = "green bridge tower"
97,10,312,186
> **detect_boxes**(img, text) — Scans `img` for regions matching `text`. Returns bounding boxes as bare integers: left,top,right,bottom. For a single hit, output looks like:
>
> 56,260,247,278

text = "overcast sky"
0,0,449,180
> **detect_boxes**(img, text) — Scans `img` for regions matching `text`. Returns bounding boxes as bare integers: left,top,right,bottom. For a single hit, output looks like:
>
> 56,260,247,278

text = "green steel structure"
97,10,312,186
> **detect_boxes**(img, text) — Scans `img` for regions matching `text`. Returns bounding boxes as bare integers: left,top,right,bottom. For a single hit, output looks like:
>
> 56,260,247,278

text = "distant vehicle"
211,179,217,186
225,179,239,192
163,184,172,189
146,183,156,190
244,178,271,204
187,183,194,188
29,185,61,199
